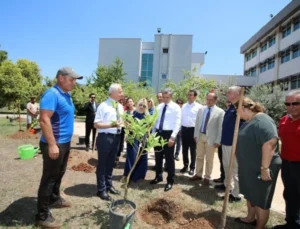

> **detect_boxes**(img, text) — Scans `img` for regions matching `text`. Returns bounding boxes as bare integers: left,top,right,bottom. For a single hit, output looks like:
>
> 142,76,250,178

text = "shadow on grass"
0,197,37,227
92,209,110,229
64,184,97,198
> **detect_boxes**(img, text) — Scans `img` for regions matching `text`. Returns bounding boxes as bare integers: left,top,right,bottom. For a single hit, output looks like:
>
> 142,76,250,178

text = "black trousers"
85,121,96,148
181,127,196,170
154,130,175,183
96,133,121,192
281,159,300,228
117,127,125,158
218,145,225,181
37,141,70,220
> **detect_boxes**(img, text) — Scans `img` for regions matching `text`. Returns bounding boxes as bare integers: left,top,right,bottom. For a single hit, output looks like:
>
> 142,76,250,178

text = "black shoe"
35,213,63,228
164,183,173,192
180,167,188,173
174,155,179,161
107,186,120,195
214,184,226,192
273,224,295,229
97,191,112,201
151,166,156,171
85,147,89,152
150,177,163,185
213,177,223,183
221,194,241,202
188,170,194,176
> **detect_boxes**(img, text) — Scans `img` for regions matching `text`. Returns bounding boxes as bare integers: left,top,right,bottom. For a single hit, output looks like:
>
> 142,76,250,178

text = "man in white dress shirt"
94,83,124,201
180,90,202,175
150,88,181,192
192,92,225,185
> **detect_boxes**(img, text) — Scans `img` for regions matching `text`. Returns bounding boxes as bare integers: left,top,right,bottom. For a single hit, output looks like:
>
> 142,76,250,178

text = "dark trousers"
181,127,196,170
154,130,175,183
85,121,96,148
37,141,70,220
117,127,125,158
175,134,182,157
218,145,225,181
281,159,300,228
96,133,121,192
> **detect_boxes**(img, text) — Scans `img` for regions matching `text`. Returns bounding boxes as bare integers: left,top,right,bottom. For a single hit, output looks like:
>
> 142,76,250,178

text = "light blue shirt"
200,106,214,133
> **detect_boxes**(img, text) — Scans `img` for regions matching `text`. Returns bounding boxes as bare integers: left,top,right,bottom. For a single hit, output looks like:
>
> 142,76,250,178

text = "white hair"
228,86,242,94
162,88,173,96
286,90,300,98
108,83,122,94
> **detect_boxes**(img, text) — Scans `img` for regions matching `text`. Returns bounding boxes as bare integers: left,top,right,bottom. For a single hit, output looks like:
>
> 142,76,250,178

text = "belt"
182,126,195,129
99,132,120,136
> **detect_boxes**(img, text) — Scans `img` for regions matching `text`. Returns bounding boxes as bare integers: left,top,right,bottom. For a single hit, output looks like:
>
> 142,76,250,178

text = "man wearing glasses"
84,93,98,152
275,91,300,229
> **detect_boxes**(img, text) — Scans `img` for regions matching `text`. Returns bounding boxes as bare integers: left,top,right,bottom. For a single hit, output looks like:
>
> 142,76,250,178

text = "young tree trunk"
18,103,21,131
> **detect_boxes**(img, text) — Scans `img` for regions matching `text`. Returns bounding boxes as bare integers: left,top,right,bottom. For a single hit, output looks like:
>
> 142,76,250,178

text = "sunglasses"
139,104,146,108
285,102,300,107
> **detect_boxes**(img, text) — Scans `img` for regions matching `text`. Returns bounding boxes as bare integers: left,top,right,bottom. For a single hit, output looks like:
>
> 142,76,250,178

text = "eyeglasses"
147,100,151,103
139,104,146,108
285,102,300,107
91,97,96,99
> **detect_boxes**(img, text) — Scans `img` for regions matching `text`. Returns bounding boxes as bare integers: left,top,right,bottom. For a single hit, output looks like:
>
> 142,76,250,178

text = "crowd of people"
34,66,300,229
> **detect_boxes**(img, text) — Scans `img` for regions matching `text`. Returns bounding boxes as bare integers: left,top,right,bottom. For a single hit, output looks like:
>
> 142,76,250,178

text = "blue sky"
0,0,291,80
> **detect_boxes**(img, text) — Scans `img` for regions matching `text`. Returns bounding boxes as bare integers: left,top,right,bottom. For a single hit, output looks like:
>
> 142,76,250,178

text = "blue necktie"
158,104,167,132
202,108,211,134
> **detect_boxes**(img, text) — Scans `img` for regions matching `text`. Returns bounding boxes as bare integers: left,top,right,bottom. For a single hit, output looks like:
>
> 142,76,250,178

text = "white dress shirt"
181,102,202,127
155,101,181,138
94,98,124,134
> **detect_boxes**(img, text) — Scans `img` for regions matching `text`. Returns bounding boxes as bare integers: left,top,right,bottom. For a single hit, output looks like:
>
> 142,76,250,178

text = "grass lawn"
0,122,285,229
0,117,27,137
0,107,26,115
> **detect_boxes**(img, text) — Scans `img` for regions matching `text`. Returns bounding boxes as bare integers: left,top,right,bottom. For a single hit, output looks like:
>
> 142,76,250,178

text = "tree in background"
122,81,156,104
0,45,8,65
92,57,127,91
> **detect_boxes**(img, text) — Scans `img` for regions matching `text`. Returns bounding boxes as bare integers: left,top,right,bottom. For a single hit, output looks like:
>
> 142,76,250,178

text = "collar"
108,97,117,103
54,84,70,95
188,101,196,105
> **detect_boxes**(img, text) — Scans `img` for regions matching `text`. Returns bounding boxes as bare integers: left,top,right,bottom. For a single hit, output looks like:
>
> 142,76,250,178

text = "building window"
292,47,300,59
250,68,256,76
294,19,300,31
260,63,267,73
141,53,153,86
162,48,169,53
261,43,267,52
252,49,257,58
268,58,275,70
291,75,300,90
281,50,290,64
268,37,276,47
245,71,251,76
246,54,251,62
282,23,292,38
161,74,167,79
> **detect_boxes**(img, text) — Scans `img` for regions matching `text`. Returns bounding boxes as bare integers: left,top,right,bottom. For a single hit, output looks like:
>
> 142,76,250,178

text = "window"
294,19,300,31
252,49,257,58
162,48,169,53
161,74,167,79
245,71,251,76
282,23,292,38
281,51,290,64
292,47,300,59
261,43,267,52
250,68,256,76
268,58,275,70
246,54,251,62
260,63,267,73
291,75,300,90
269,37,276,47
141,53,153,86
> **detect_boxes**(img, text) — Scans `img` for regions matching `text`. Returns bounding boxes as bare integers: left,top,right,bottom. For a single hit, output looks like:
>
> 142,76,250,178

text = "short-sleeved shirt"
279,115,300,161
221,104,245,146
94,98,124,134
27,102,39,117
236,113,280,171
40,85,75,144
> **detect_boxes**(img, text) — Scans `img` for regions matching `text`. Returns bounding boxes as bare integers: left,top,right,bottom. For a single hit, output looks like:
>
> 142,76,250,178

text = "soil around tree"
9,131,40,140
71,163,95,173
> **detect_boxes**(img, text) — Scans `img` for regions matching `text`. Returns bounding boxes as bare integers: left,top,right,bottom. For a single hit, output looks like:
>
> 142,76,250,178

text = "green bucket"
17,145,40,160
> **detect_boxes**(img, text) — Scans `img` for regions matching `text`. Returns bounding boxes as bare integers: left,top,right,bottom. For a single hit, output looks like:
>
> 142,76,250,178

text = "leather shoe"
174,156,179,161
164,183,173,192
180,167,188,173
107,186,120,195
97,191,112,201
188,170,195,176
203,178,210,186
150,177,163,185
189,175,203,181
213,177,223,183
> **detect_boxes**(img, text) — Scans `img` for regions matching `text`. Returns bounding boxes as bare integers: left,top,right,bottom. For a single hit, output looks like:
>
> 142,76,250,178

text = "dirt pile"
139,198,216,229
9,131,39,139
71,163,95,173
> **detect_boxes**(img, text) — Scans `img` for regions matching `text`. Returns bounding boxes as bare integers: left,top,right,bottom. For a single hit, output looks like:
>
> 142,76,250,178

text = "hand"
116,120,123,128
49,144,60,160
168,138,175,147
261,169,272,181
213,144,220,148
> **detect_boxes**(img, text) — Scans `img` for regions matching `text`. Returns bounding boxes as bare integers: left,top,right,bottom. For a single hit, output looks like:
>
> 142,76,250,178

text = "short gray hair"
228,86,242,94
108,83,122,94
286,90,300,98
162,88,173,96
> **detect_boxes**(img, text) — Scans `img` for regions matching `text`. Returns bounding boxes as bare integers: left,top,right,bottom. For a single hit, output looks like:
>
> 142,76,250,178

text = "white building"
240,0,300,93
98,34,205,92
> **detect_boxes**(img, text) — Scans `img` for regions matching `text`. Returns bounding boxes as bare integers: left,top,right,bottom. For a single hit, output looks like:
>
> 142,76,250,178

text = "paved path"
73,121,285,213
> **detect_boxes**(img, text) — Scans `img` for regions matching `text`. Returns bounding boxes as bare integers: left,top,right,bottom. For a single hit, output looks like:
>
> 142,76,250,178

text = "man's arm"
171,105,181,139
214,109,225,146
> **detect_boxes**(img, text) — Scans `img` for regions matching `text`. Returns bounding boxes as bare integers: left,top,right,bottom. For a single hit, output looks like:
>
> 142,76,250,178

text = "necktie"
202,108,211,134
158,104,167,132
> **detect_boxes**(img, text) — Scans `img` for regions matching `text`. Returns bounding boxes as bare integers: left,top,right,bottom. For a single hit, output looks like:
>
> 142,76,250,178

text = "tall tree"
0,45,8,65
92,57,127,90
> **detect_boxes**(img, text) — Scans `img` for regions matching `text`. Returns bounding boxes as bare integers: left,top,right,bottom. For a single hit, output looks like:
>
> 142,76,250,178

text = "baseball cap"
56,67,83,79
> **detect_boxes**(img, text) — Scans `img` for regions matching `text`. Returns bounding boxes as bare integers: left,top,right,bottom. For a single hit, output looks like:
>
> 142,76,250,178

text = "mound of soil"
181,218,215,229
71,163,95,173
9,131,39,139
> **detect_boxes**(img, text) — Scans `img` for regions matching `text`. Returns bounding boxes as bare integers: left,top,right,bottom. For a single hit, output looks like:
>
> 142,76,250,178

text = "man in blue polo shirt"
36,67,83,228
215,86,244,203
